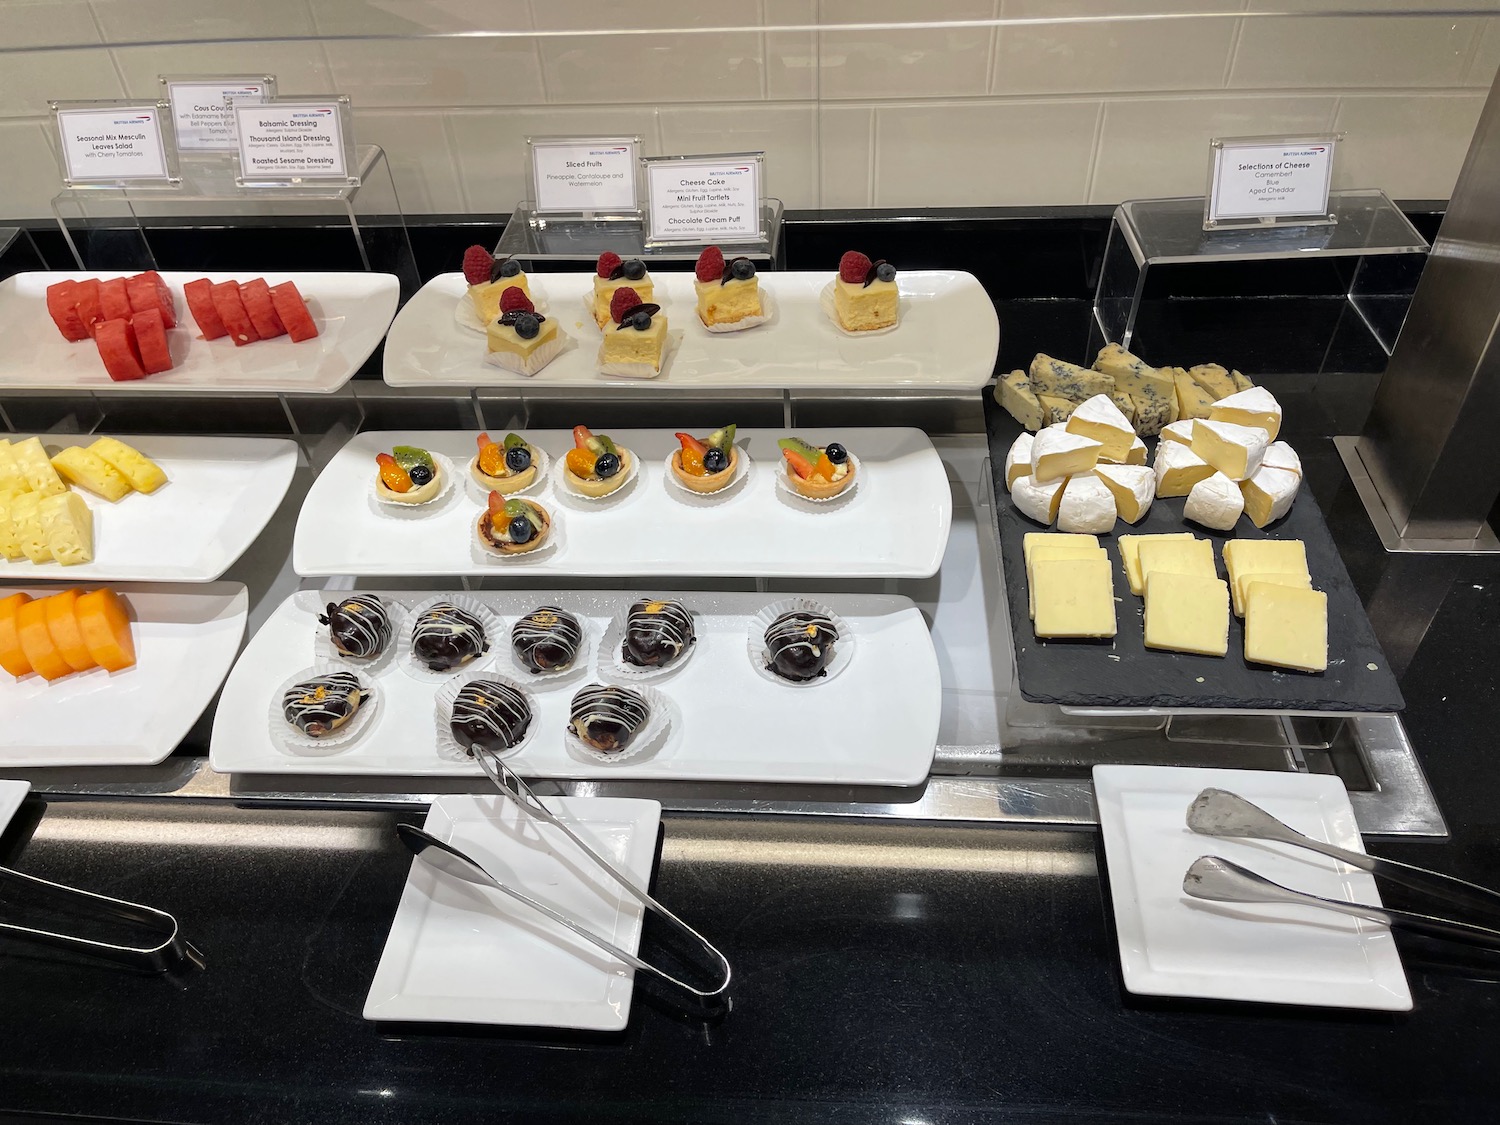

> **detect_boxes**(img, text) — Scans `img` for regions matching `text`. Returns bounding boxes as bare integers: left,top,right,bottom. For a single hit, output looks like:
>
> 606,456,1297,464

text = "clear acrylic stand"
497,198,785,268
1093,188,1428,358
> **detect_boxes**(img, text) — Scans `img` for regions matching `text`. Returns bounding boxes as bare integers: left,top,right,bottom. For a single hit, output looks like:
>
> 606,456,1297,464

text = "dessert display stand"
1093,189,1429,361
499,199,785,270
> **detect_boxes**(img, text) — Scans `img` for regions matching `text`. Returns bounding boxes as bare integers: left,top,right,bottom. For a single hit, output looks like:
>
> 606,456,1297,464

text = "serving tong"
398,748,731,1000
1182,787,1500,949
0,865,203,973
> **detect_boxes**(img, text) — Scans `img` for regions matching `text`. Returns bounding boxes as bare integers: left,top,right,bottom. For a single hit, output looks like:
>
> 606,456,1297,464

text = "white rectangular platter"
293,428,951,579
0,582,247,768
364,794,658,1030
1093,765,1411,1012
0,271,399,393
5,434,297,582
382,269,998,391
210,589,941,785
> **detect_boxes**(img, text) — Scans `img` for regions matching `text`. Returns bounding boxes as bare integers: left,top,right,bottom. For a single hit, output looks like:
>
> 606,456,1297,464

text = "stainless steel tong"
0,865,203,973
398,750,731,1000
1182,787,1500,949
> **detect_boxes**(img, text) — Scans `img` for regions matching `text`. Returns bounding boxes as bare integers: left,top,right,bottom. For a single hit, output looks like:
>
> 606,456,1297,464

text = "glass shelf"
497,199,784,267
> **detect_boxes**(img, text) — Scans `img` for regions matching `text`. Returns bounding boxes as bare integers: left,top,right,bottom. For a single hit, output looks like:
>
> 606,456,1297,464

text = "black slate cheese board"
984,403,1404,713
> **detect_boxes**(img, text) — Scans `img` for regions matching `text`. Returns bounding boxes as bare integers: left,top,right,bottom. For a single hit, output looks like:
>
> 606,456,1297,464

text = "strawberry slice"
572,425,595,449
782,448,814,480
487,490,507,517
675,432,708,456
476,431,493,452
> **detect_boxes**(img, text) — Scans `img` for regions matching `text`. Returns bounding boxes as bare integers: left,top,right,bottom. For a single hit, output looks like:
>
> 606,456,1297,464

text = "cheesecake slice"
694,246,763,327
597,286,667,376
591,251,653,329
832,250,898,332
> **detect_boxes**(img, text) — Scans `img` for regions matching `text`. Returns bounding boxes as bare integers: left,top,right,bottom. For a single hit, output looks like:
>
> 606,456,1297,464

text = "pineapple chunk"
11,491,51,563
0,490,22,560
40,492,93,566
10,437,65,497
0,441,26,493
88,437,168,494
52,447,132,502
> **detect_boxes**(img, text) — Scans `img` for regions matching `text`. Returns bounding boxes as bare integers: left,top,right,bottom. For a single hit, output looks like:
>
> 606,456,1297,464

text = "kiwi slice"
503,433,526,450
504,498,544,531
392,445,435,473
707,424,737,454
776,437,821,463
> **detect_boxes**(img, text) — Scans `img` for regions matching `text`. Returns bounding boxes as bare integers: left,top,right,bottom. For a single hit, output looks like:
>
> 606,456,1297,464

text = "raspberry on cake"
462,244,531,324
484,289,564,376
590,252,653,329
597,286,668,377
833,250,898,332
694,246,763,328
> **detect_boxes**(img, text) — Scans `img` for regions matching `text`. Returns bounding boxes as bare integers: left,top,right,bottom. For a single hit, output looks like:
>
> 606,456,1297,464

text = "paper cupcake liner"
773,451,860,507
370,450,458,516
270,662,381,755
748,598,854,688
482,329,570,377
818,280,902,337
563,682,673,766
504,608,594,683
313,595,407,674
597,329,680,380
453,288,549,333
465,444,551,502
397,593,503,683
472,501,562,563
551,446,639,503
598,602,699,683
433,671,538,763
698,288,776,333
662,446,751,503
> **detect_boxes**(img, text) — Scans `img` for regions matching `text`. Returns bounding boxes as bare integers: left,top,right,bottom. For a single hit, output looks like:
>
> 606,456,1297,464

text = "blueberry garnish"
507,515,535,544
512,312,540,340
703,447,728,473
622,259,646,280
594,452,621,479
729,257,756,281
492,258,522,281
505,445,532,473
875,261,897,283
628,309,653,331
408,464,434,487
825,442,848,465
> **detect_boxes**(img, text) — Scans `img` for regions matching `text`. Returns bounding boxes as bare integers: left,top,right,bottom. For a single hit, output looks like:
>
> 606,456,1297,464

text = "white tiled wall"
1,2,1496,218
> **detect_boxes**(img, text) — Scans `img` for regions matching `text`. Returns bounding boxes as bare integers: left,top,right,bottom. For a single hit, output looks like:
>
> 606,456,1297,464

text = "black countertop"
4,398,1500,1125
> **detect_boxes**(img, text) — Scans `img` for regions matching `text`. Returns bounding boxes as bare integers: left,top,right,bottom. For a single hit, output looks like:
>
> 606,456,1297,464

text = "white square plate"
383,270,998,391
210,589,939,785
4,434,296,582
0,583,247,767
0,271,398,394
0,780,30,833
1092,765,1412,1011
364,794,661,1029
292,428,951,579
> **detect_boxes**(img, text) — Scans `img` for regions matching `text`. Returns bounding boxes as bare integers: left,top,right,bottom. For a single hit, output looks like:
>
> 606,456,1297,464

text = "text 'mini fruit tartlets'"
779,436,856,500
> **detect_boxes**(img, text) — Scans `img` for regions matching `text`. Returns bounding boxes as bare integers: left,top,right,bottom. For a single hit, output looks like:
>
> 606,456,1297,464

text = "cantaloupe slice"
44,588,96,673
0,592,33,677
17,597,74,681
75,588,135,672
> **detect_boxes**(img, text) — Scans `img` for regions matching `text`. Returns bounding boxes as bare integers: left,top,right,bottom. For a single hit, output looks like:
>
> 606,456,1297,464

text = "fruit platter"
0,271,399,393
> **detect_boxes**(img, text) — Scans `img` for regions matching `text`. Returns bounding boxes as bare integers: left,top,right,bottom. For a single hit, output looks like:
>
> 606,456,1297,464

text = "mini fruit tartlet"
478,491,552,556
484,289,565,377
462,244,530,324
779,437,856,500
670,425,739,494
597,287,667,378
590,251,653,329
833,251,898,332
563,425,633,498
694,246,763,328
375,445,443,504
471,430,541,494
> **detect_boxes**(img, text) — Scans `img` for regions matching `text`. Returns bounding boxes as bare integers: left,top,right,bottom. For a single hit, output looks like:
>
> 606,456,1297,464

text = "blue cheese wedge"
994,369,1045,431
1029,353,1115,402
1093,344,1178,436
1188,363,1237,399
